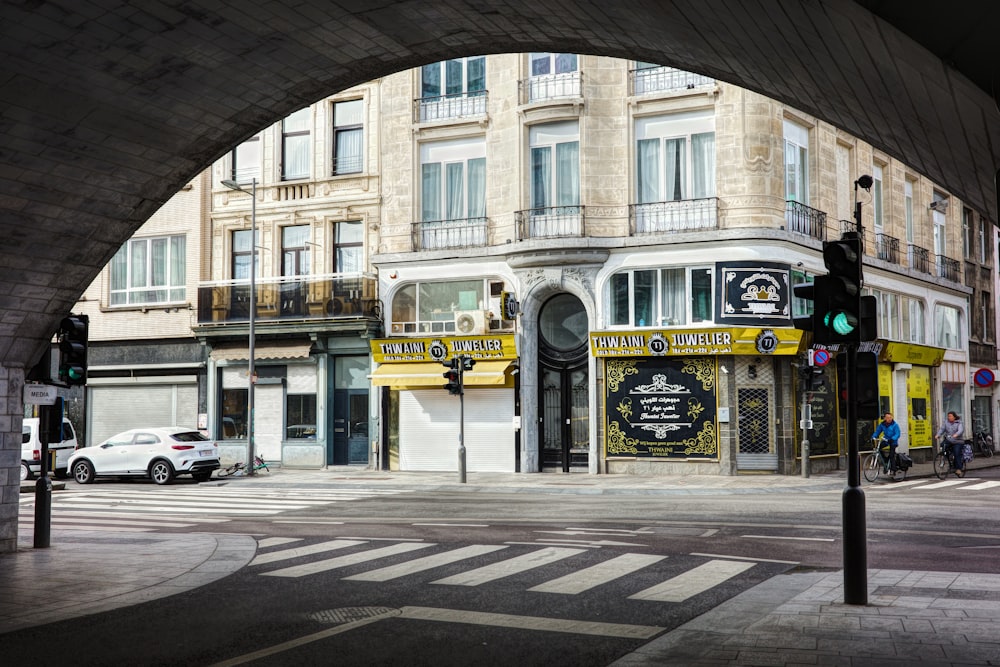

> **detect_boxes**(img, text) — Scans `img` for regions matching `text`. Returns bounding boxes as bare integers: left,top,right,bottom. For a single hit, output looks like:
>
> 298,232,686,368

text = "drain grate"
308,607,397,624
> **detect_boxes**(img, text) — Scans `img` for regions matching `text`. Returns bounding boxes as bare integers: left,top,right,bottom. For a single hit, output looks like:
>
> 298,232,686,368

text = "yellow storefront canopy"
371,360,513,389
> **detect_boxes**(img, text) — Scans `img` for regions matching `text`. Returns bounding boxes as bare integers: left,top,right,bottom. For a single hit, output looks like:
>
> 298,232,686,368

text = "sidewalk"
4,456,999,665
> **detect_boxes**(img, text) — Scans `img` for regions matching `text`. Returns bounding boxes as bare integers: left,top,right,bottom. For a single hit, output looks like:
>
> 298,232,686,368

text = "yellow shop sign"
882,342,946,367
370,334,517,363
590,328,803,357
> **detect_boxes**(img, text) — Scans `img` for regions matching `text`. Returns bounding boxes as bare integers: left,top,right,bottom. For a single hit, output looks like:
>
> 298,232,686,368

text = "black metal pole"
842,344,867,604
33,402,54,548
457,356,466,484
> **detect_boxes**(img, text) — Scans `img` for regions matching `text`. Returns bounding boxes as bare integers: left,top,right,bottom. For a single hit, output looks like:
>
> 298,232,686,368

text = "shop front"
877,341,946,459
370,334,519,472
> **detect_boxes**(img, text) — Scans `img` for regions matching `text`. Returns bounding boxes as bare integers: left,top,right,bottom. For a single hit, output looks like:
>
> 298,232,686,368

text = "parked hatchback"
21,417,79,481
67,427,221,485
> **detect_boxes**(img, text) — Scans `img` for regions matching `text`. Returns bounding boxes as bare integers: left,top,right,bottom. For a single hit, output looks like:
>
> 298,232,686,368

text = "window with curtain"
529,52,577,75
420,137,486,221
529,121,579,211
334,221,363,273
605,266,713,327
635,112,715,203
282,108,311,180
332,100,363,175
281,225,310,277
872,164,884,229
900,296,925,344
932,192,947,256
934,304,961,349
783,119,809,204
231,134,260,183
232,229,258,280
421,57,486,99
109,235,186,305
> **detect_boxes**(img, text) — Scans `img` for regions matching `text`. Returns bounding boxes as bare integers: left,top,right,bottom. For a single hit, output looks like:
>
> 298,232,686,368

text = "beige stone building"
72,54,996,476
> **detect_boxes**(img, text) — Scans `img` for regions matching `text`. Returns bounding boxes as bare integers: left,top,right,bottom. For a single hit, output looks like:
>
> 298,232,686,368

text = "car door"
91,432,136,474
126,432,162,473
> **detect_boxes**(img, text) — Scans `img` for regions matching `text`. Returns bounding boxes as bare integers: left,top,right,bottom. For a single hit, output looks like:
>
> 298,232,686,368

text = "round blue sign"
974,368,995,387
812,349,831,367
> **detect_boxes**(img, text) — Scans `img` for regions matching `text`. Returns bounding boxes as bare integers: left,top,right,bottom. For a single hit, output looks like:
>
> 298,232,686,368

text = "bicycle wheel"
862,453,880,482
981,436,994,458
933,451,951,480
217,463,242,478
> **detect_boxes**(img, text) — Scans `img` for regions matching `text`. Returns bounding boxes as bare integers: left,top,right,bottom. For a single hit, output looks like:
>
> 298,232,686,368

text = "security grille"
737,388,770,454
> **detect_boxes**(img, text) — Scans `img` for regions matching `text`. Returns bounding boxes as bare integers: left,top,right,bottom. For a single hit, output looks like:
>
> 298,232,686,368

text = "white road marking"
257,537,303,548
32,517,197,528
431,547,585,586
528,553,666,594
629,559,755,602
43,511,228,523
914,480,966,490
741,535,835,542
691,552,799,565
412,523,490,527
60,495,326,509
398,606,665,639
250,540,367,566
344,545,509,582
45,503,290,515
960,481,1000,490
261,542,434,578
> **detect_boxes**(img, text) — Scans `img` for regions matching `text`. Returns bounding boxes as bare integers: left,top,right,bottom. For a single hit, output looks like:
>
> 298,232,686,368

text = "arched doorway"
538,293,589,471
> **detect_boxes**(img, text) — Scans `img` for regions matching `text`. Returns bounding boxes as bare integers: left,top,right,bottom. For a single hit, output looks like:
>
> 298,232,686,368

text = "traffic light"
461,356,476,372
58,314,89,386
855,351,880,420
859,295,878,342
442,358,462,395
820,234,863,344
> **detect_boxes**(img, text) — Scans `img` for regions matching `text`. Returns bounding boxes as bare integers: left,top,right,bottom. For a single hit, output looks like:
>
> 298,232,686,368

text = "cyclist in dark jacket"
872,412,901,471
936,411,966,477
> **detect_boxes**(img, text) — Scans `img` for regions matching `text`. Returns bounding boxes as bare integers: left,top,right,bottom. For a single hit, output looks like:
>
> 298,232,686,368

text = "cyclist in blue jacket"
872,412,901,472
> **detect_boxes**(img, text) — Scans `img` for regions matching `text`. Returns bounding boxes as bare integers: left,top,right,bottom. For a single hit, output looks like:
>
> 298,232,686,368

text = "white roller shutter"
254,383,284,461
399,388,514,472
89,384,198,446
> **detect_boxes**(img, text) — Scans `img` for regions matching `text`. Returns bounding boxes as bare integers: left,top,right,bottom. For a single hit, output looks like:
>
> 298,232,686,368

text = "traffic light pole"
457,357,466,484
843,344,867,604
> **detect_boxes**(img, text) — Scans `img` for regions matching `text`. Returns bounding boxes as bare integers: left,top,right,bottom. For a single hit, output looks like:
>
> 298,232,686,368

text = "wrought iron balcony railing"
908,244,930,273
196,273,379,325
516,206,585,239
412,217,488,250
629,66,715,95
629,198,718,234
414,90,488,123
785,201,827,241
875,233,900,264
936,254,961,282
519,71,583,104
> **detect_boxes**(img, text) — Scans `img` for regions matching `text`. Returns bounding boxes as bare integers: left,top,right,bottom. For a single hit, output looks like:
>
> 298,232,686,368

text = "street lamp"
221,177,257,475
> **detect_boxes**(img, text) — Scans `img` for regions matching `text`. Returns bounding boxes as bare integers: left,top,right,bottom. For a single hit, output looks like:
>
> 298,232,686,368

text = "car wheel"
54,468,69,480
150,460,175,485
73,460,95,484
20,462,33,482
191,471,212,483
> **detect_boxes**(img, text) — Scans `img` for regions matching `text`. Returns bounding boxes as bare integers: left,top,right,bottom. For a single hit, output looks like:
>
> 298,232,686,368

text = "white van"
21,417,79,481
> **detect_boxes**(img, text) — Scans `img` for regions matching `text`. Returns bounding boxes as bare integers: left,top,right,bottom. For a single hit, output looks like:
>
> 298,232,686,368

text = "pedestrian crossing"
17,486,412,533
865,477,1000,492
249,536,764,604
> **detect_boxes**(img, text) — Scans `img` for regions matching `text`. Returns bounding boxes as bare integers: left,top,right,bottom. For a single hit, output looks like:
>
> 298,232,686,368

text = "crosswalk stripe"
250,540,367,566
527,553,667,594
44,503,289,515
431,547,585,586
28,517,198,528
628,559,754,602
915,480,966,490
19,522,154,533
258,537,303,548
261,542,435,578
60,495,324,509
399,605,665,639
343,545,509,582
960,481,1000,490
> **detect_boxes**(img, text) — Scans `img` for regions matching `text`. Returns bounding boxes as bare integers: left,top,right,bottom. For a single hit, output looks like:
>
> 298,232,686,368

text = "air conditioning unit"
330,296,356,316
454,310,487,335
929,199,949,213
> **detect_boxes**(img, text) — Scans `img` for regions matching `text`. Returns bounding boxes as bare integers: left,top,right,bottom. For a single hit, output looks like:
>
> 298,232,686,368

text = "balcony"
936,254,961,282
516,206,584,239
875,233,900,264
629,66,714,95
908,244,930,273
519,71,583,104
785,201,826,241
412,217,488,250
196,273,379,325
414,91,487,123
629,198,718,234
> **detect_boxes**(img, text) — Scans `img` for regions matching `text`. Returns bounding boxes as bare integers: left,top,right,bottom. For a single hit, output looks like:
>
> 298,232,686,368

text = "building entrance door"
537,293,589,472
329,355,370,466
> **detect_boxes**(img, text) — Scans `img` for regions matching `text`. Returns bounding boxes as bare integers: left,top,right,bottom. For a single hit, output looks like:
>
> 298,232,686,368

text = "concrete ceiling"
1,0,997,368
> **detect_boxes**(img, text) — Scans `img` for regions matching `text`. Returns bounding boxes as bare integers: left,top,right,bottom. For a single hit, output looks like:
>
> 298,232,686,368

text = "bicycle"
970,431,994,459
862,437,906,483
933,438,968,479
217,455,269,477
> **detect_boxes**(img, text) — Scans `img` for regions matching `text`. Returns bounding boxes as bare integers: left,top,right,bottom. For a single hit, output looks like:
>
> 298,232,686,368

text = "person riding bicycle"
935,410,966,477
872,412,901,472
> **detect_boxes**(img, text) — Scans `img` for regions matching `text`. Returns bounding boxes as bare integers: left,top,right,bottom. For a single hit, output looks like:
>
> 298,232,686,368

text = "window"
334,221,363,273
282,108,311,180
636,112,715,203
221,388,247,440
530,122,579,211
109,235,186,306
872,164,884,230
530,52,577,77
790,270,813,321
527,53,580,101
231,134,260,184
420,138,486,222
982,292,991,341
872,289,899,340
281,225,310,277
232,229,259,280
607,267,713,327
904,179,915,243
963,207,973,259
285,394,317,440
390,279,492,334
932,192,947,256
979,218,990,264
332,100,363,175
900,296,925,344
783,120,809,204
934,304,961,349
421,57,486,100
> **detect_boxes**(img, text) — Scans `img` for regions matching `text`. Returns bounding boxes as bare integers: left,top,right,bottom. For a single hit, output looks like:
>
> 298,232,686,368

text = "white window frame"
332,99,363,175
529,121,580,211
932,192,947,256
281,108,311,181
109,235,187,306
420,137,487,222
606,266,714,328
872,163,884,230
783,119,810,205
904,179,915,243
231,134,261,185
934,303,962,350
901,296,925,344
635,111,716,203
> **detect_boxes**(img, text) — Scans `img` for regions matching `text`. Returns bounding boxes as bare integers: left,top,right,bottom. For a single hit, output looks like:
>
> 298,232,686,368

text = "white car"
67,427,221,485
21,417,79,481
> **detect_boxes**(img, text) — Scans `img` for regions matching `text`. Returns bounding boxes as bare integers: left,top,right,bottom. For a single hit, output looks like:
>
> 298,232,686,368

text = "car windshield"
171,431,209,442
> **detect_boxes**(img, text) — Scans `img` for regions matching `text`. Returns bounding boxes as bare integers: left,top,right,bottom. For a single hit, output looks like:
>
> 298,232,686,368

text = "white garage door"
399,388,514,472
89,384,198,446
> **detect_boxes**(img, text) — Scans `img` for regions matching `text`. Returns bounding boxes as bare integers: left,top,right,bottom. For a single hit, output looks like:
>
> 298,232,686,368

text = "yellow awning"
371,360,513,389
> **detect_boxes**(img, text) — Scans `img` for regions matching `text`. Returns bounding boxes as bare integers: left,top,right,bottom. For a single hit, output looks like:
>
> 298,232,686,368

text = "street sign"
973,368,995,388
23,383,57,405
812,349,831,367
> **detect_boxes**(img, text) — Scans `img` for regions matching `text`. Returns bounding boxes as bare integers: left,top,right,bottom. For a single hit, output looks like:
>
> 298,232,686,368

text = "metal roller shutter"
88,384,198,446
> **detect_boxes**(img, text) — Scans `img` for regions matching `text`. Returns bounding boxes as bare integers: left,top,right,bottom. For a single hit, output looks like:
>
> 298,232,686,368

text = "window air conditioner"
454,310,487,335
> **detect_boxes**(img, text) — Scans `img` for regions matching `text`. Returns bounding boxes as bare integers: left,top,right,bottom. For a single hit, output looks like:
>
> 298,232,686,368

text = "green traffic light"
824,311,857,335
